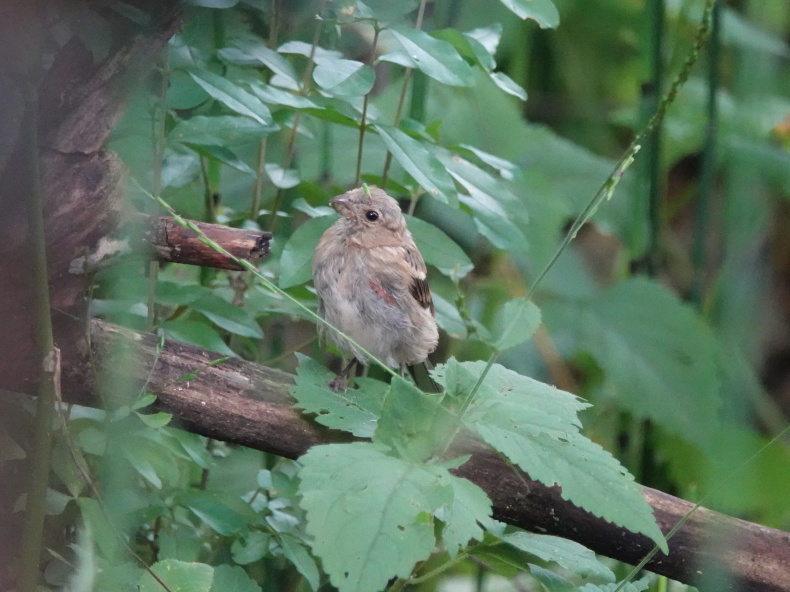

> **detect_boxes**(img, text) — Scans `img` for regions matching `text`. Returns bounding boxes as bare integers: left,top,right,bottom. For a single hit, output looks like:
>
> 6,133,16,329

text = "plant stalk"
17,81,57,592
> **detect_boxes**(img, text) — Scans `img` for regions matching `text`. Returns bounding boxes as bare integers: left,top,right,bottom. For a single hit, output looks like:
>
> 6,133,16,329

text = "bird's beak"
330,195,351,215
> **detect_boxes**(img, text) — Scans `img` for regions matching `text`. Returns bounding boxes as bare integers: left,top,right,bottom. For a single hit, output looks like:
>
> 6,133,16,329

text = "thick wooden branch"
79,320,790,592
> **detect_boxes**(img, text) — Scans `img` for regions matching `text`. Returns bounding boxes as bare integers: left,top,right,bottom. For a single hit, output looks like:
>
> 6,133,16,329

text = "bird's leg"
328,359,357,392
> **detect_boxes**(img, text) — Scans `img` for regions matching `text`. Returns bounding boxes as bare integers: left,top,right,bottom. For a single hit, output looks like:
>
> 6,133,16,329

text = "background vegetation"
8,0,790,590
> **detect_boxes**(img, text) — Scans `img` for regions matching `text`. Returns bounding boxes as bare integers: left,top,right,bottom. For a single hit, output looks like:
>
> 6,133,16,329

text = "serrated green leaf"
374,377,447,462
433,359,667,552
279,216,337,288
543,278,722,456
405,215,473,280
169,115,278,146
183,143,256,176
162,319,237,357
490,71,528,101
504,532,615,582
188,70,272,125
493,298,541,351
138,559,214,592
389,27,475,87
529,564,577,592
298,443,454,592
210,564,261,592
192,293,263,339
186,0,237,6
498,0,560,29
290,354,385,438
373,124,457,204
439,474,492,557
313,59,375,96
579,577,651,592
279,534,321,591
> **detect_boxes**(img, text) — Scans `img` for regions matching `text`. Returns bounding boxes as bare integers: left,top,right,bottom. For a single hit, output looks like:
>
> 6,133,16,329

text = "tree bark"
79,319,790,592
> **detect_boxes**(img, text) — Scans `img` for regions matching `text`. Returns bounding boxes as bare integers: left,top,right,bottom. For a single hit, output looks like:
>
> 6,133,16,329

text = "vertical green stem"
250,139,267,220
381,0,428,186
690,0,721,306
269,0,326,232
18,81,57,592
645,0,665,275
147,50,169,330
354,24,381,187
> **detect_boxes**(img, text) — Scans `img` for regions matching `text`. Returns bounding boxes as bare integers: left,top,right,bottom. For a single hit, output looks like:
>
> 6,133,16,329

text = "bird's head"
330,186,407,246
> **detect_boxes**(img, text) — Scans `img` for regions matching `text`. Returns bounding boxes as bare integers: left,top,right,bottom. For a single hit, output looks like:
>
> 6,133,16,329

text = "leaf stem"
269,0,327,232
381,0,428,186
18,79,57,592
147,50,169,331
690,0,721,306
354,24,381,186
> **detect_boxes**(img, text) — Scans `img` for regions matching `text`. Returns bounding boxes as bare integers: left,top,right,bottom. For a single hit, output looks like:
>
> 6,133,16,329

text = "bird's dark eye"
365,210,379,222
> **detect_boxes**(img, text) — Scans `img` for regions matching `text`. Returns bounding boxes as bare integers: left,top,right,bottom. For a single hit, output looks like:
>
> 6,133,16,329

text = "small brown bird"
312,186,438,391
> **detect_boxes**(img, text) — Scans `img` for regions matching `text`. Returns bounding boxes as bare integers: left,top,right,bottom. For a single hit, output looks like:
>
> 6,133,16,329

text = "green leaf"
374,377,447,462
188,70,272,125
138,559,214,592
183,143,256,176
264,163,300,189
529,564,577,592
186,0,237,6
218,42,300,87
493,298,541,351
210,564,261,592
313,59,375,96
278,216,337,289
440,474,492,557
136,412,173,429
279,534,321,591
431,29,495,71
405,215,473,280
433,359,667,552
504,532,615,582
169,115,278,146
389,28,475,87
192,293,264,339
298,443,455,592
290,354,385,438
178,491,250,536
373,124,457,205
543,278,722,456
162,319,237,357
579,578,651,592
490,71,528,101
436,150,528,252
498,0,560,29
231,531,271,565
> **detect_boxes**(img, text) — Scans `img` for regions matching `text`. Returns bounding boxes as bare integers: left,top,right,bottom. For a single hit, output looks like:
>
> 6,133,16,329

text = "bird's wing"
403,243,434,315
